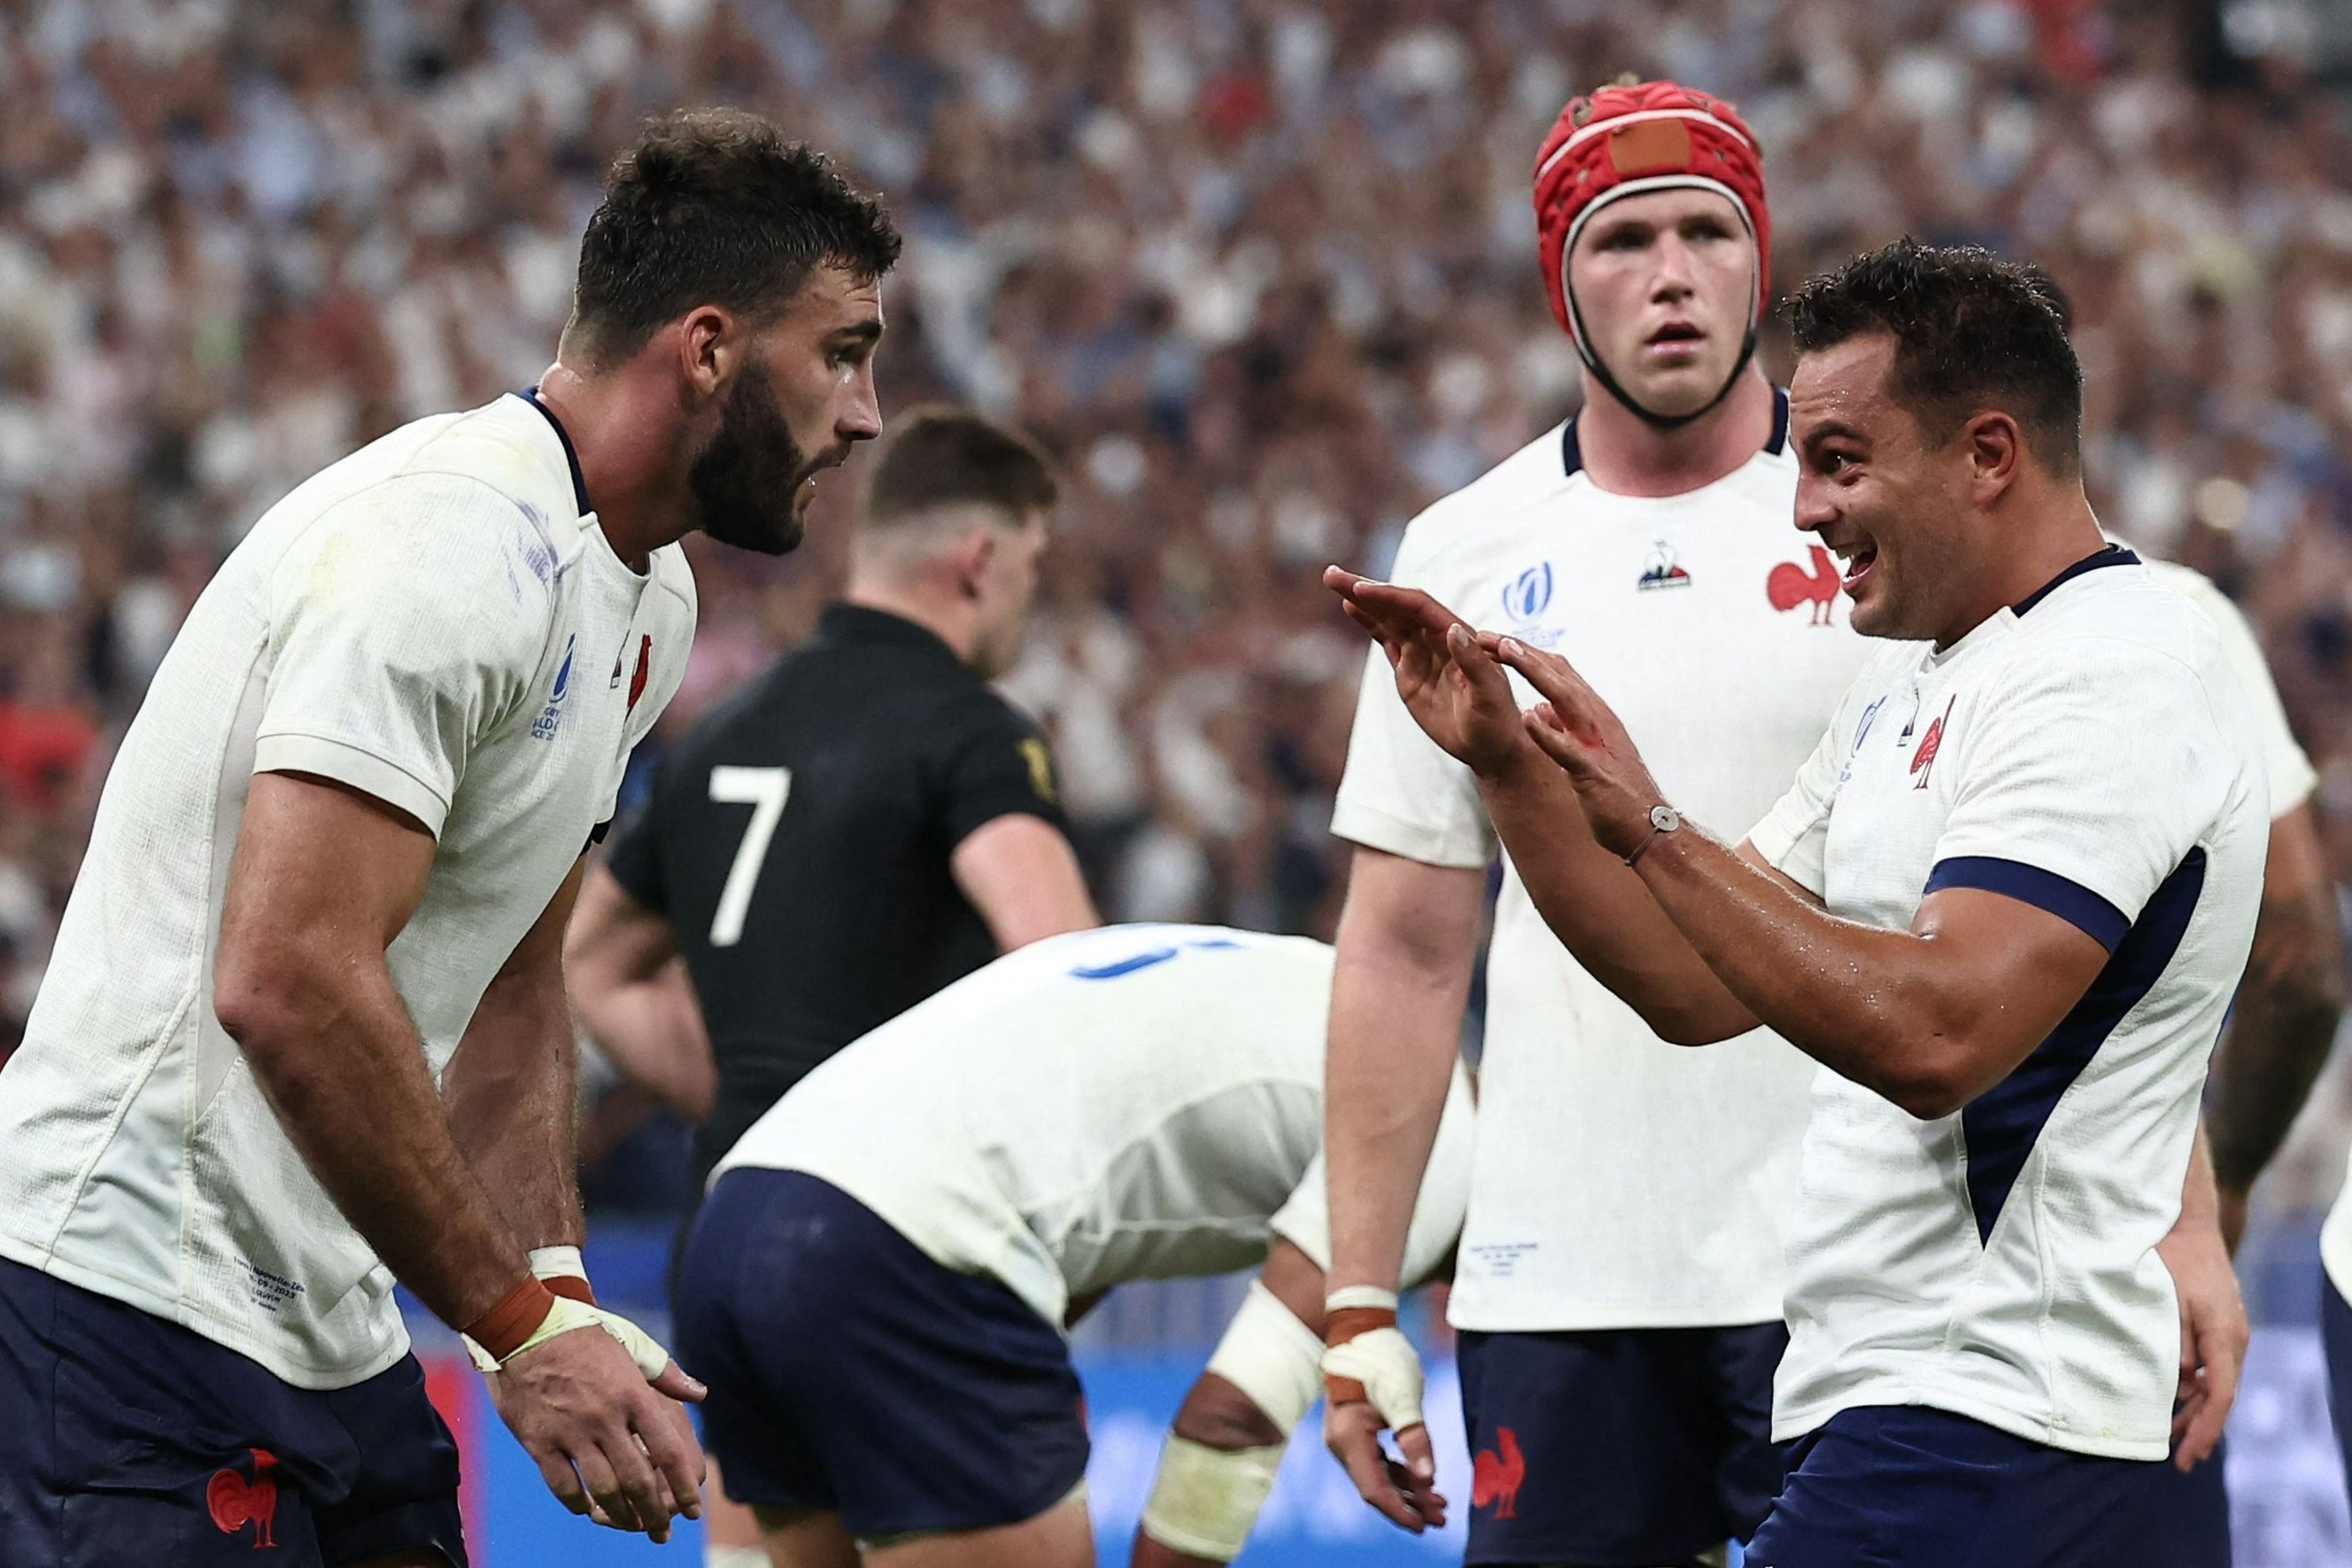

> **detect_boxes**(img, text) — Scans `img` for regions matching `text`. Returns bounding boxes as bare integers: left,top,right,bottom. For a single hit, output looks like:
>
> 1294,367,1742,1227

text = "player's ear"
674,305,738,402
1961,409,2023,505
956,523,998,598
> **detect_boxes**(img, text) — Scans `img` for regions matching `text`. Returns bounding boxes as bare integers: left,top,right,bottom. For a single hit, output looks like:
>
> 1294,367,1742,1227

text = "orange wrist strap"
542,1274,596,1305
1322,1305,1398,1406
464,1278,556,1362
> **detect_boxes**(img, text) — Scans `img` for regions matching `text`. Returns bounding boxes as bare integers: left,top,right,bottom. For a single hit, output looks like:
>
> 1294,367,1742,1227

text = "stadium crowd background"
3,0,2352,1245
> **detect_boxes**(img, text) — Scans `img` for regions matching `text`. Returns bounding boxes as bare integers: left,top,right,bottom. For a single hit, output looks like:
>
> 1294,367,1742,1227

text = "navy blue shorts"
2322,1273,2352,1509
1748,1405,2166,1567
1455,1321,1786,1565
2121,1434,2232,1567
0,1255,467,1566
672,1168,1088,1537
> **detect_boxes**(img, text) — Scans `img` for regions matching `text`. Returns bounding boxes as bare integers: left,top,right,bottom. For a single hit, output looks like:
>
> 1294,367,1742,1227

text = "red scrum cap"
1533,80,1771,354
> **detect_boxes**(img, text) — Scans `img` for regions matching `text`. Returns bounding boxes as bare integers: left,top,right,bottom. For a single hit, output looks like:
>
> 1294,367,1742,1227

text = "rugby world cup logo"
1503,562,1554,624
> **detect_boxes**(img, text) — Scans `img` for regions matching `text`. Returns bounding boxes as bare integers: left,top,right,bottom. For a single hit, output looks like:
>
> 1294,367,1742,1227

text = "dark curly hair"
1788,238,2081,476
569,108,901,365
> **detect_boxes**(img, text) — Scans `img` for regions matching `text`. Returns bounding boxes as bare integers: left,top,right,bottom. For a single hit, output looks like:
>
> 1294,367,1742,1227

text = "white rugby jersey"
2143,560,2316,816
715,925,1475,1328
1748,548,2266,1459
1332,402,1873,1331
0,392,694,1389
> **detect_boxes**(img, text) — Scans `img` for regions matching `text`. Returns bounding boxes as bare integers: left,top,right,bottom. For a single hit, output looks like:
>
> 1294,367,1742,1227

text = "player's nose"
839,361,882,444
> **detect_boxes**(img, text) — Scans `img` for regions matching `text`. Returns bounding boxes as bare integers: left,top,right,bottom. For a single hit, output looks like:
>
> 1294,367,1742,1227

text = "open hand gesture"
1324,568,1530,778
1482,632,1665,861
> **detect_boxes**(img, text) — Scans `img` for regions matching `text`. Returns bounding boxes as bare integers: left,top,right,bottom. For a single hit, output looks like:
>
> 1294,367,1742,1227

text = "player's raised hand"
1323,568,1528,776
1482,633,1666,860
485,1309,708,1541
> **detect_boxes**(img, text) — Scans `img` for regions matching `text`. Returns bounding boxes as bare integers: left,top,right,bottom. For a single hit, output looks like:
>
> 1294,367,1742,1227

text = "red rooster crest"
1768,545,1840,625
1472,1425,1526,1519
206,1447,280,1548
1909,696,1955,790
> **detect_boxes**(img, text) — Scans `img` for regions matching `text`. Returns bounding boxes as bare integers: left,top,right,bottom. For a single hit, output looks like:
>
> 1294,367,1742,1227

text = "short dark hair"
1787,238,2082,475
571,108,901,364
863,406,1059,529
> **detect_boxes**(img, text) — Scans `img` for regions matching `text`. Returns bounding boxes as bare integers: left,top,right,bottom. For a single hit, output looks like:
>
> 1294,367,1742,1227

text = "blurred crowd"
5,0,2352,1206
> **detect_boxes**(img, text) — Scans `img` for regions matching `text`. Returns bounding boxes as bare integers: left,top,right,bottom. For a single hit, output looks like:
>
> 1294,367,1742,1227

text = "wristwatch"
1625,803,1681,868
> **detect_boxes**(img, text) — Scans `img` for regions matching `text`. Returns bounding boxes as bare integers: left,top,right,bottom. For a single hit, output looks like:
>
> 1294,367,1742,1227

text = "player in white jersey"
0,111,899,1564
1318,80,1869,1565
670,924,1476,1568
2129,557,2343,1561
1333,241,2266,1565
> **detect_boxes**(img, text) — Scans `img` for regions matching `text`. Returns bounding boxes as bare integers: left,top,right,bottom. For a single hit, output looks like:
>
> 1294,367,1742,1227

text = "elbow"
1872,1044,1981,1121
1884,1077,1969,1123
213,945,339,1078
1651,1012,1742,1048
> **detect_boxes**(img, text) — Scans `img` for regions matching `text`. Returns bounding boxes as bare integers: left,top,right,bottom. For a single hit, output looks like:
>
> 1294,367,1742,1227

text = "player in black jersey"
569,406,1098,1169
564,406,1098,1564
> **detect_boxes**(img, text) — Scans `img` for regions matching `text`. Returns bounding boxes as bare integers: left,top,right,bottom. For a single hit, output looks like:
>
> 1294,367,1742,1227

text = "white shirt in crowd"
0,392,695,1389
716,924,1476,1328
1750,550,2266,1459
1331,400,1874,1332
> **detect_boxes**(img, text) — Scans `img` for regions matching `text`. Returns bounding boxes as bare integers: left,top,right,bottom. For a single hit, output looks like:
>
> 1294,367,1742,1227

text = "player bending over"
0,110,897,1563
670,924,1474,1568
1331,241,2264,1565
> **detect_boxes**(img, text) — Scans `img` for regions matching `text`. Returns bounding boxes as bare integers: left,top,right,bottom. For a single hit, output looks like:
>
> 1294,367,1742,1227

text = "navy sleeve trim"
1923,855,2131,953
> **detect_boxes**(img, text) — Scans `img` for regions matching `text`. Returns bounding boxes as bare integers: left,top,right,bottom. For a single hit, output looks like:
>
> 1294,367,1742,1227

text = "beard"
688,363,822,556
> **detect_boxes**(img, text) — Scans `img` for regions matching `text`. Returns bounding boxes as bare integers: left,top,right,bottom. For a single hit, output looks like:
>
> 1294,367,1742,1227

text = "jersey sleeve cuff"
2271,751,2319,818
1328,799,1492,869
252,733,451,838
1923,855,2131,952
1744,810,1826,897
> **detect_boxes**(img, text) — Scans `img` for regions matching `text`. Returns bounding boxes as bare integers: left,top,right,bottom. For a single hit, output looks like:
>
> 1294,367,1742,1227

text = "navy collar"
513,388,592,517
2012,544,2139,617
1561,386,1790,478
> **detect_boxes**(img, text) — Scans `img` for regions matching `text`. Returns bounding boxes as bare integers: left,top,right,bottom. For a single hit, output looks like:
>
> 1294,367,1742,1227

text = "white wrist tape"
1141,1435,1286,1563
462,1295,673,1380
704,1548,772,1568
1204,1281,1326,1437
1324,1284,1399,1315
528,1245,586,1283
1319,1325,1425,1431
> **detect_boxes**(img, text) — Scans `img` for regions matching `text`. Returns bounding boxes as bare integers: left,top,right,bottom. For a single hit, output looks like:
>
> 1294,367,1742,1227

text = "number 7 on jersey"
708,765,791,947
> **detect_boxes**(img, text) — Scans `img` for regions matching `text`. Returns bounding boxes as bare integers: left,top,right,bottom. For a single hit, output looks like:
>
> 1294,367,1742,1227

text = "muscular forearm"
573,961,716,1121
1325,857,1481,1294
2207,880,2347,1196
1629,827,2091,1118
445,969,584,1252
1326,955,1466,1293
1476,748,1757,1045
227,962,534,1329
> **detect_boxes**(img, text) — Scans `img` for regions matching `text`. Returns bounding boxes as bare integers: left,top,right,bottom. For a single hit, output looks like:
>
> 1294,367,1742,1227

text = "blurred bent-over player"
565,405,1097,1567
0,108,898,1564
669,924,1474,1568
1318,80,1869,1566
1332,240,2265,1564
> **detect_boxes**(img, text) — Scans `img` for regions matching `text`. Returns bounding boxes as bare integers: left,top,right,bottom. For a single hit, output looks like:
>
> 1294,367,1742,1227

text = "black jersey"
605,603,1067,1178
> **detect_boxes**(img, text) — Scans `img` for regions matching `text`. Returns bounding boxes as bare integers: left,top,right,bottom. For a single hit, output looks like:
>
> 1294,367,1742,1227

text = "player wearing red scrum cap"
1314,80,1872,1566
